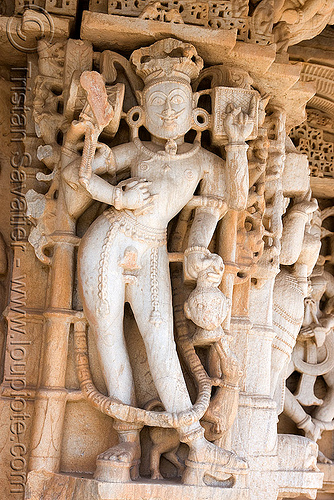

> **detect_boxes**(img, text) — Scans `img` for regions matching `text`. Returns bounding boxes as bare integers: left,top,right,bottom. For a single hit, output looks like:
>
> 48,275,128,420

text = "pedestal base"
318,463,334,494
25,471,250,500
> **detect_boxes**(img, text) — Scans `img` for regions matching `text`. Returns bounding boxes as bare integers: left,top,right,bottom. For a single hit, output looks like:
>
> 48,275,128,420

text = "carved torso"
113,139,225,229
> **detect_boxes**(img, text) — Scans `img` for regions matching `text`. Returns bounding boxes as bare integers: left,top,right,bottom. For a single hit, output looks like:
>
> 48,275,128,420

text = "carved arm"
185,158,227,283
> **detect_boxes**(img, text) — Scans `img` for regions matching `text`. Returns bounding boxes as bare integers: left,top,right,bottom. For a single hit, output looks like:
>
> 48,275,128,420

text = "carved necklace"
133,137,201,162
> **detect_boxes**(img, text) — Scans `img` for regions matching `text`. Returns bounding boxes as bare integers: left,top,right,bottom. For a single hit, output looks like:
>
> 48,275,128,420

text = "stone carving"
90,0,334,48
139,2,184,23
20,26,325,500
143,400,185,480
15,0,78,17
290,119,334,179
271,206,321,410
273,0,334,52
250,0,334,50
279,207,334,464
107,0,249,38
248,100,322,415
307,109,334,131
299,64,334,114
53,37,259,486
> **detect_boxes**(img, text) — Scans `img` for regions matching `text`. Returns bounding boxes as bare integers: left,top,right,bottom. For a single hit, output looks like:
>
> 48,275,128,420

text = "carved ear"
192,108,210,131
135,90,143,105
126,106,145,128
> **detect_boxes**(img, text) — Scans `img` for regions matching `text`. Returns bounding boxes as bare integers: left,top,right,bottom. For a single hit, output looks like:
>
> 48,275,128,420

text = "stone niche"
0,2,333,500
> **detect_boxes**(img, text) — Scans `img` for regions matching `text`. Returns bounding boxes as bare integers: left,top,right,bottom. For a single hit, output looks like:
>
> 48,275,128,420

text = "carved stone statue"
250,0,334,51
273,0,334,51
62,38,255,484
270,201,321,408
19,24,328,498
282,262,334,463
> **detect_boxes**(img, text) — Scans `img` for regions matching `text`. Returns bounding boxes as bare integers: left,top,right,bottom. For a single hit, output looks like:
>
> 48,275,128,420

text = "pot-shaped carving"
184,284,230,331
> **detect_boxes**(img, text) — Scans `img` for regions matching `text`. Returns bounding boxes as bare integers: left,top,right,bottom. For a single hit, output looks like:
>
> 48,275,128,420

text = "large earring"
192,108,210,131
126,106,144,138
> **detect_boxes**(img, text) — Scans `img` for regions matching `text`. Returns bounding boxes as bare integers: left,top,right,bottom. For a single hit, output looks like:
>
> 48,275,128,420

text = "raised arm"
185,156,227,283
184,101,255,282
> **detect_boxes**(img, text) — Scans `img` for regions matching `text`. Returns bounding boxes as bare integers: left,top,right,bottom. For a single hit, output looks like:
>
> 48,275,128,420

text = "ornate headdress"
130,38,203,86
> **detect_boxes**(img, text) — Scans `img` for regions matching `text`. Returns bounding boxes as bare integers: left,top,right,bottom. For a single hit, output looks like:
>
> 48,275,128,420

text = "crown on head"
130,38,203,86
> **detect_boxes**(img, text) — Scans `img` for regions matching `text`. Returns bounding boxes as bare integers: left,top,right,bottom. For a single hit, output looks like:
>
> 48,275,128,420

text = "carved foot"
94,442,140,483
318,450,332,464
183,440,248,486
151,471,163,480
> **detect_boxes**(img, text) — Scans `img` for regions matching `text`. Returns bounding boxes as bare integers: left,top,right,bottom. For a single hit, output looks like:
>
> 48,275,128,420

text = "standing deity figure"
282,264,334,462
64,39,253,484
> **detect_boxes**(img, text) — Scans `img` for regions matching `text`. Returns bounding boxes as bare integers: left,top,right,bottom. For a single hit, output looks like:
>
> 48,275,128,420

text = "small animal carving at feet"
183,438,247,487
187,439,248,475
145,400,185,480
318,450,332,464
149,430,185,479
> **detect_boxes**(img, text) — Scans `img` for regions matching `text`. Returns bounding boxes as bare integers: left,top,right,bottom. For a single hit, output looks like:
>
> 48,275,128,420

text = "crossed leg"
128,245,248,482
78,222,247,483
78,216,141,479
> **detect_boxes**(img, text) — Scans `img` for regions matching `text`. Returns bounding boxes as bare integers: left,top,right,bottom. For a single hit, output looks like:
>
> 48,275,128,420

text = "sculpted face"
143,80,193,140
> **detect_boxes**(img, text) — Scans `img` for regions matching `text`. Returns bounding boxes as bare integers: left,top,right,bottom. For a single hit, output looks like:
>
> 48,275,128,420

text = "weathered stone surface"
0,3,333,500
25,471,249,500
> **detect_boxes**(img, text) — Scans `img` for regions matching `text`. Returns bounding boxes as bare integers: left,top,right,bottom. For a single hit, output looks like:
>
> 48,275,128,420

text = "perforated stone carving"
290,120,334,178
107,0,249,37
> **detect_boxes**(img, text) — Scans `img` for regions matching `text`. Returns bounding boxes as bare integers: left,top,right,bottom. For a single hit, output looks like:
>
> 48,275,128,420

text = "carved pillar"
28,40,93,473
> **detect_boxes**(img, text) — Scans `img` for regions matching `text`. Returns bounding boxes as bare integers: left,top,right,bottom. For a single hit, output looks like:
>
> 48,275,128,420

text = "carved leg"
78,221,142,483
129,245,192,413
94,421,142,483
180,425,248,487
78,218,136,404
150,444,164,480
163,449,185,476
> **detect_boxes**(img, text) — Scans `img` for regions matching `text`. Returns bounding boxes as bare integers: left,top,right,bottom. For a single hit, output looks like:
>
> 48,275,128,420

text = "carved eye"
170,95,183,105
151,96,165,106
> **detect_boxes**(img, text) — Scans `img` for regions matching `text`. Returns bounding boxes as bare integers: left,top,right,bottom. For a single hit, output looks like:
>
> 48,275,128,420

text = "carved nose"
163,99,173,117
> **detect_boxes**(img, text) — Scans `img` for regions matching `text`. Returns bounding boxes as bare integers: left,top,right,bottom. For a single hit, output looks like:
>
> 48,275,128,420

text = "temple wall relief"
0,2,333,500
